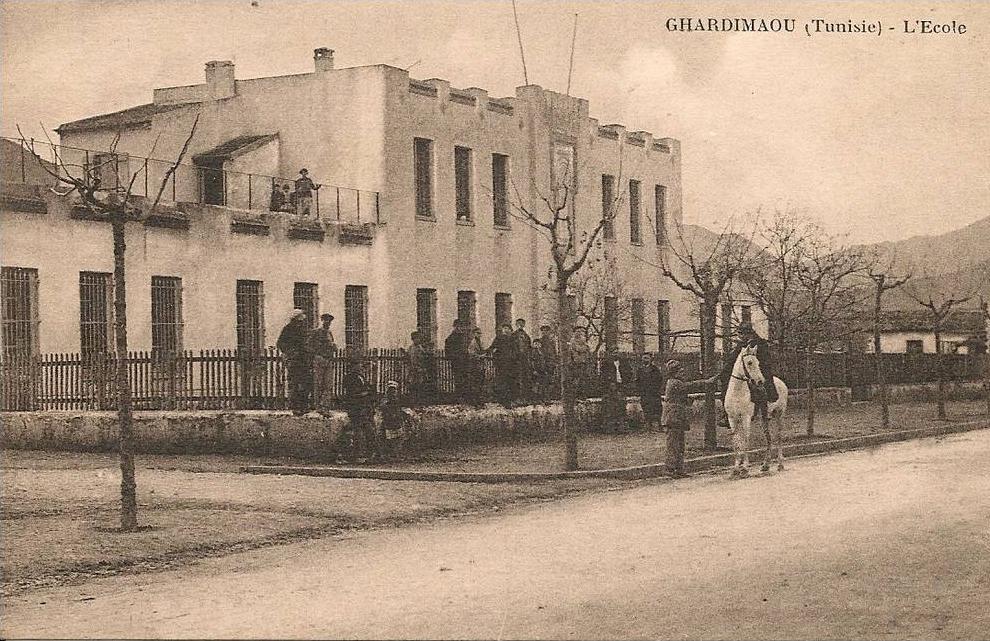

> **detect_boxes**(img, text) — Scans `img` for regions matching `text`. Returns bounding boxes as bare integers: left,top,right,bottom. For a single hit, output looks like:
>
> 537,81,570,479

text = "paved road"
4,431,990,640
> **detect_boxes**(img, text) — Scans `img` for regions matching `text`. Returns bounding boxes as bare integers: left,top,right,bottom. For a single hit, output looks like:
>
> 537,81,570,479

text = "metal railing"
1,136,381,224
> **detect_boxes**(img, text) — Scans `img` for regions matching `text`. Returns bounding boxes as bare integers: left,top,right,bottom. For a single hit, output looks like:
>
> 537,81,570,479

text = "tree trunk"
983,302,990,420
557,281,578,471
934,325,947,420
700,298,718,451
805,346,816,435
112,214,138,531
873,283,889,430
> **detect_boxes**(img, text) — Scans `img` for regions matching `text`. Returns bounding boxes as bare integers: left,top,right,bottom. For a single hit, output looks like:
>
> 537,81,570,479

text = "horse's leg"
775,408,786,471
760,409,772,472
738,413,751,476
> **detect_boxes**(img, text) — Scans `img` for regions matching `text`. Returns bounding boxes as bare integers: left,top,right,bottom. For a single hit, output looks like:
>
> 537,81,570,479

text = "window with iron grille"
629,179,642,245
344,285,369,352
79,272,113,357
495,293,513,332
416,288,437,345
657,299,671,352
721,303,734,355
631,298,645,353
457,290,477,330
414,138,434,218
293,282,319,329
235,280,265,353
1,267,40,360
604,296,619,353
151,276,183,356
601,174,616,241
741,305,752,327
492,153,509,227
655,184,667,245
454,146,473,221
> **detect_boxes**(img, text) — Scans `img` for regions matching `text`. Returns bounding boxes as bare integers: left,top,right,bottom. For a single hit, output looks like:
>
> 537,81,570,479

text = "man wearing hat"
277,309,313,416
718,321,778,427
308,313,337,412
661,359,719,477
293,168,321,216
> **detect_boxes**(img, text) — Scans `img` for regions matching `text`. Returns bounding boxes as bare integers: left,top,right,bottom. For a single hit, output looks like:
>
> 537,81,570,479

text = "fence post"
171,170,176,202
248,173,253,210
376,192,380,224
315,186,320,218
336,187,341,221
357,191,361,223
21,142,26,182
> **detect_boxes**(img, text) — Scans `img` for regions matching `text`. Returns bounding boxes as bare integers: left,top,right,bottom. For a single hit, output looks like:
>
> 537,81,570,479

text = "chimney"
314,48,335,72
204,60,235,100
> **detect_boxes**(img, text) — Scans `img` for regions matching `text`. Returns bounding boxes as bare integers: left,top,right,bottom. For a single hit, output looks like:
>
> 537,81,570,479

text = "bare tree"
865,254,911,430
904,276,973,421
641,217,759,450
566,255,633,355
19,118,198,531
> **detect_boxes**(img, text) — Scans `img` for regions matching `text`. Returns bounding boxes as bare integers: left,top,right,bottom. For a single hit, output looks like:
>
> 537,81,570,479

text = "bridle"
731,351,760,385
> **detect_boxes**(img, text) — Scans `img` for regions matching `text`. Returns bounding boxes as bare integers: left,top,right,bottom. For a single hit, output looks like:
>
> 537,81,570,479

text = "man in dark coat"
341,357,381,461
444,319,468,402
488,324,517,407
512,318,533,402
662,360,719,477
599,350,630,433
277,309,313,416
637,353,664,431
719,322,778,426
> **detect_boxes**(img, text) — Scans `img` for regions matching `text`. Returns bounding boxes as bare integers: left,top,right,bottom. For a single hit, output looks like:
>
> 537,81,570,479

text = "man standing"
308,313,337,412
599,349,629,433
488,324,517,407
277,309,313,416
662,360,719,477
407,331,436,405
637,353,664,432
444,319,468,402
512,318,533,402
341,357,381,462
718,321,778,427
294,168,321,216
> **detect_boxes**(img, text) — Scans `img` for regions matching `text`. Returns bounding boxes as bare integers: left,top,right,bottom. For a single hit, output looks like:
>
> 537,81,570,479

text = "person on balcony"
277,309,313,416
294,168,321,216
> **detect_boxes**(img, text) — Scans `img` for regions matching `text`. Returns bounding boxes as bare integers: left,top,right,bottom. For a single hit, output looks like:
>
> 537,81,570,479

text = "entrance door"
198,159,225,205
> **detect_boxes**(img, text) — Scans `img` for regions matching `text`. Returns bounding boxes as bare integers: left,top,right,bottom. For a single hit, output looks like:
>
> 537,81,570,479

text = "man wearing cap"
661,359,719,477
719,322,778,427
308,313,337,412
294,168,321,216
277,309,313,416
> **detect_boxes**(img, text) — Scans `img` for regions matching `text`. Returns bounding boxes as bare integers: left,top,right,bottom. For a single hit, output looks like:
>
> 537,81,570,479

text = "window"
721,303,734,355
655,184,667,245
604,296,619,353
235,280,265,353
495,293,513,332
741,305,752,327
416,288,437,345
79,272,113,357
414,137,434,218
90,152,129,191
454,146,473,221
629,179,642,244
492,153,509,227
293,282,319,329
631,298,645,354
344,285,369,352
457,290,477,330
1,267,40,360
658,300,671,352
151,276,183,355
601,175,616,241
906,339,924,354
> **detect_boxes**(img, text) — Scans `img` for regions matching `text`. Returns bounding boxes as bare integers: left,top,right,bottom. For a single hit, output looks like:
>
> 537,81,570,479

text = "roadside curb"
240,419,989,483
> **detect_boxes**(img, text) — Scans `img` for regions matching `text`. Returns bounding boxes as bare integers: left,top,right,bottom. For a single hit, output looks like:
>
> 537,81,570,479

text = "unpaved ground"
4,431,989,640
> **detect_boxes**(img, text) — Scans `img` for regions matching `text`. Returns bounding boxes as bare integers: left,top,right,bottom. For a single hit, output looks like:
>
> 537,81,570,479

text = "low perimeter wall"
861,381,987,403
0,389,851,458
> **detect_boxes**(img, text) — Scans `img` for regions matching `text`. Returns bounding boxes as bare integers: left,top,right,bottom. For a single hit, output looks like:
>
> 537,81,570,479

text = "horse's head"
737,344,765,386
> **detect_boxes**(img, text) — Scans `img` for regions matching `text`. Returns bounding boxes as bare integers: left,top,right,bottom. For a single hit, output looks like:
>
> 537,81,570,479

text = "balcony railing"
2,136,381,224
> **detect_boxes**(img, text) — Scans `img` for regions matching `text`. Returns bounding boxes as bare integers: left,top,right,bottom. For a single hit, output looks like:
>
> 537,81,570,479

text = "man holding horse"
719,322,778,427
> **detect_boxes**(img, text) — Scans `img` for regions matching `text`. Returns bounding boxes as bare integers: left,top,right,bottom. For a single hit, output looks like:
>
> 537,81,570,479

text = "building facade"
2,49,695,357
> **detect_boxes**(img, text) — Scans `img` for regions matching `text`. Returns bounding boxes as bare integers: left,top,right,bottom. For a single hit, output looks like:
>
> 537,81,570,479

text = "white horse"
724,345,789,477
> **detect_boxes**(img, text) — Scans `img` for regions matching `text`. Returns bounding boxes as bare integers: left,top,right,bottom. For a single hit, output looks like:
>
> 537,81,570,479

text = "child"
660,360,718,478
378,381,412,459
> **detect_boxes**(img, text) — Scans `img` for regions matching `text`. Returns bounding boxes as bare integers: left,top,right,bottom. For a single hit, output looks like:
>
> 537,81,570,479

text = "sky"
2,0,988,244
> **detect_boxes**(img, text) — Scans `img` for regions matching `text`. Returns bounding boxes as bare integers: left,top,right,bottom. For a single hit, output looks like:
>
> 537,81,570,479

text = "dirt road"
4,431,989,640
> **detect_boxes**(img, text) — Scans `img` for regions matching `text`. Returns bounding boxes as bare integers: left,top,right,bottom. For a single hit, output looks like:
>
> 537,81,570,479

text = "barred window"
236,280,265,353
457,290,477,330
454,146,473,221
631,298,645,354
1,267,40,360
601,174,616,241
492,153,509,227
414,138,434,218
416,288,437,345
658,300,671,352
293,282,319,329
151,276,183,355
495,293,513,332
79,272,113,357
629,179,642,245
344,285,369,352
604,296,619,353
655,184,667,245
